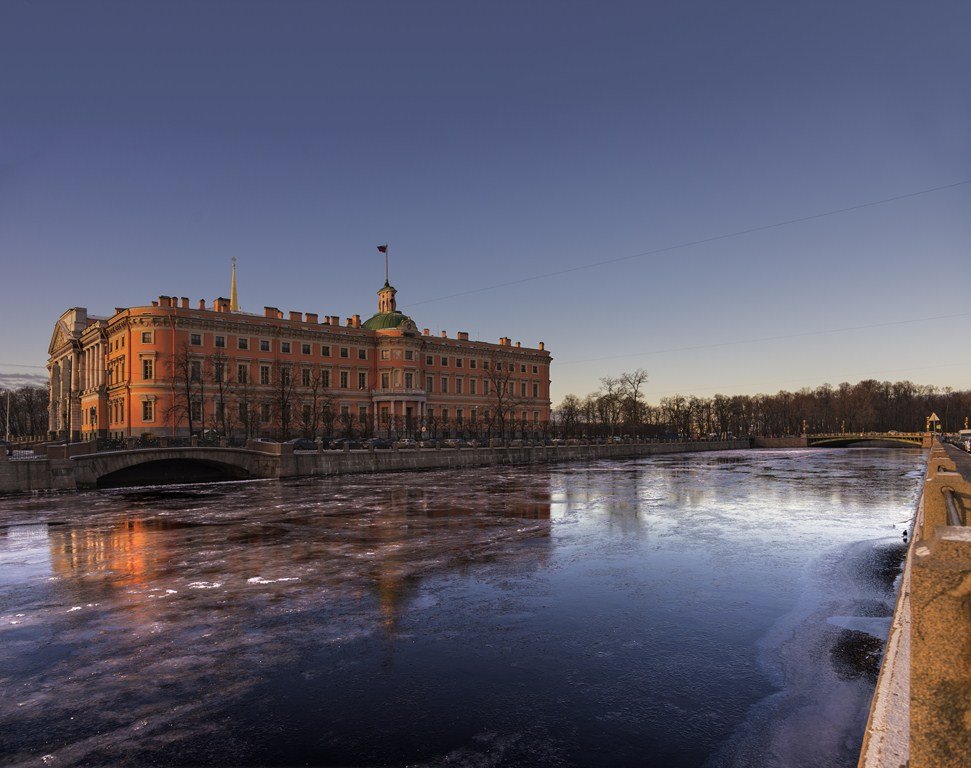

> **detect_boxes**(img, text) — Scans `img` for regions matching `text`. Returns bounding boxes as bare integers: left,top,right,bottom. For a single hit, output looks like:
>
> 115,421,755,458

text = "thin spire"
230,257,239,312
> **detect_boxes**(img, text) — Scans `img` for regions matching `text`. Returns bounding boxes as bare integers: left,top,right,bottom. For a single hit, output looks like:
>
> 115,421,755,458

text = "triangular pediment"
48,321,72,357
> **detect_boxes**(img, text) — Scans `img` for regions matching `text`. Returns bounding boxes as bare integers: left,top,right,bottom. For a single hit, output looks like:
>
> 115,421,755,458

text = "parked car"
329,438,361,450
419,438,441,449
364,438,392,450
443,438,468,448
285,438,318,451
395,438,418,449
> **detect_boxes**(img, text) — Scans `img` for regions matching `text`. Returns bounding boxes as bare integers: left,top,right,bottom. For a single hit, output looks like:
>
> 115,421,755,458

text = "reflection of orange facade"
49,520,155,593
47,278,552,440
45,480,552,634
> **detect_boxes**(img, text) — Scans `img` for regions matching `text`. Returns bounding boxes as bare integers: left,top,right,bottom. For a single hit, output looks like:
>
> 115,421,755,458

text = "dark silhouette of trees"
554,373,971,438
0,386,49,438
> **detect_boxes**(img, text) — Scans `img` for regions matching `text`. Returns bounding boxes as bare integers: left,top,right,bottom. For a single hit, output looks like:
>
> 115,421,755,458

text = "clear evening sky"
2,0,969,404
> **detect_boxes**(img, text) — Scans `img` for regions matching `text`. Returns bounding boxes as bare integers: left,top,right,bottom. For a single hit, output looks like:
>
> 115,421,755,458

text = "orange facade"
48,285,552,441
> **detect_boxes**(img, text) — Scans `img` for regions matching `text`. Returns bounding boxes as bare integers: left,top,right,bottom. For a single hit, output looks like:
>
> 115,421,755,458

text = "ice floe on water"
0,449,923,767
706,537,908,768
246,576,300,584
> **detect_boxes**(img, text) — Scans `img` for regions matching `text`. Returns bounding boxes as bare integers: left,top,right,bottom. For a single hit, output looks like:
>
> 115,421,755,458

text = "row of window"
423,407,543,424
184,332,368,359
410,352,541,375
139,331,544,374
102,395,546,426
136,359,544,399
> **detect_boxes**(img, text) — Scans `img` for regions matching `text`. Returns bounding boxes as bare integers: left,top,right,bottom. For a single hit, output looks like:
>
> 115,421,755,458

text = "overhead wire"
402,178,971,309
558,311,971,365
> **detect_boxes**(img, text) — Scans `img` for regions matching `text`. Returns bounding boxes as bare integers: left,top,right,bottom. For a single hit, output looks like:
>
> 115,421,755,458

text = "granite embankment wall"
752,436,809,448
858,442,971,768
0,440,750,494
285,440,748,478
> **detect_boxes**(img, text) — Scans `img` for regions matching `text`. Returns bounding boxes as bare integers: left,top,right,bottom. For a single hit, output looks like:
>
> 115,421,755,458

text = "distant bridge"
806,432,929,448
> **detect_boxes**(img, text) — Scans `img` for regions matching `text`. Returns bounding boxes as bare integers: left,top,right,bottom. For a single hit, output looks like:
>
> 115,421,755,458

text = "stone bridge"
1,439,752,493
806,432,930,448
71,447,282,488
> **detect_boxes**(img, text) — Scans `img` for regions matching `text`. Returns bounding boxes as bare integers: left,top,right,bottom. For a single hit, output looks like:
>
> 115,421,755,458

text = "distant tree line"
553,372,971,439
0,386,49,439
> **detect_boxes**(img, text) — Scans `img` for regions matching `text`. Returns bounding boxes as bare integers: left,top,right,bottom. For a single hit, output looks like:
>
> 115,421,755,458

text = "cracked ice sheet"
0,451,923,767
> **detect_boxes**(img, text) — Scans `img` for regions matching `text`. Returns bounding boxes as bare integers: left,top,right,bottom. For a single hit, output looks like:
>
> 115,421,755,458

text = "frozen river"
0,448,923,767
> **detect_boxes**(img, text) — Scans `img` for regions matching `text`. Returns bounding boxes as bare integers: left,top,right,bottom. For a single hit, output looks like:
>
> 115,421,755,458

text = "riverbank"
858,441,971,768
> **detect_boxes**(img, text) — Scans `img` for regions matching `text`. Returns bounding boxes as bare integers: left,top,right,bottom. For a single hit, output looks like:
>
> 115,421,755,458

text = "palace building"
47,266,552,441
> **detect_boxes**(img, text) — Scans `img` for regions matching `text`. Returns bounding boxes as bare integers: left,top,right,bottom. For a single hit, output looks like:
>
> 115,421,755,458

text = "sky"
1,0,969,404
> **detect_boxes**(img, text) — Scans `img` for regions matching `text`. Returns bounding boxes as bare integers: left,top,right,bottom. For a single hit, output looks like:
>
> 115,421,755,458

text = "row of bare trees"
0,386,49,439
553,373,971,438
163,345,547,440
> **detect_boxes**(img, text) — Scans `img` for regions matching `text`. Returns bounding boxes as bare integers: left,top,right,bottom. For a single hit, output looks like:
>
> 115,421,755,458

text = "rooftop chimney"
289,311,302,322
457,332,469,341
515,341,521,348
306,313,318,324
180,297,189,309
441,331,448,338
538,341,545,351
151,300,159,307
423,328,430,336
265,306,282,319
352,314,361,327
198,299,206,310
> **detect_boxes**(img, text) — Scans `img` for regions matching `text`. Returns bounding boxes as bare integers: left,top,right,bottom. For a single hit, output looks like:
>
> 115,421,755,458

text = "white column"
48,365,58,433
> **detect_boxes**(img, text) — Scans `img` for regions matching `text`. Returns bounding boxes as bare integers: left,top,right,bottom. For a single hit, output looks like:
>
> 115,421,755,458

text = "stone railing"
861,441,971,767
908,442,971,767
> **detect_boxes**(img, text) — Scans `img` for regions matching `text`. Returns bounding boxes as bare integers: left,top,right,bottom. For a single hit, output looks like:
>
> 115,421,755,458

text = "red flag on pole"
377,244,388,253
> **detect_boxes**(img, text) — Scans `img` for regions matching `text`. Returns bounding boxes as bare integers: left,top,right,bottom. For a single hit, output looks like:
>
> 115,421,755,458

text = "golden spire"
230,257,239,312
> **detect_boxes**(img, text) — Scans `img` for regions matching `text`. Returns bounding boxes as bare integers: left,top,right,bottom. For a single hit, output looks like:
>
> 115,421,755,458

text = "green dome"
362,311,411,331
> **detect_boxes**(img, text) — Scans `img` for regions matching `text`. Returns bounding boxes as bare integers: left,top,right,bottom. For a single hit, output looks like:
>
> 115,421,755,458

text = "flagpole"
385,245,389,285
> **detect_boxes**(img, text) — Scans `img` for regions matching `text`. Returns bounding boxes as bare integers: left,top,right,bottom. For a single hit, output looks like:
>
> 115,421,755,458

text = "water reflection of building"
49,519,158,594
45,476,552,636
360,481,553,632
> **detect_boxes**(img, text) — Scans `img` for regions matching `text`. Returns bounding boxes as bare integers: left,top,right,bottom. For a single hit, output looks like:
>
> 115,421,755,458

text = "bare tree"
619,368,649,434
208,350,236,437
554,394,582,438
272,360,296,440
484,353,523,440
598,377,625,437
166,343,199,436
295,369,330,438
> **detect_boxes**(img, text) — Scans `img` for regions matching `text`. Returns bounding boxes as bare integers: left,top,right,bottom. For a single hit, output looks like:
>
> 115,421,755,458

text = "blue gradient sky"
2,0,969,403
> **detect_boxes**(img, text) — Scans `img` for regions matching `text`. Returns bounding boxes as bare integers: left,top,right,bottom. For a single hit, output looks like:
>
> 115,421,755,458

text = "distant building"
47,268,551,441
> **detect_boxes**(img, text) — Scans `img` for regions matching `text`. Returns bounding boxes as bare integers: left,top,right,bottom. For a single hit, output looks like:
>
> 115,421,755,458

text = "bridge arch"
72,447,278,489
807,433,926,448
96,458,251,488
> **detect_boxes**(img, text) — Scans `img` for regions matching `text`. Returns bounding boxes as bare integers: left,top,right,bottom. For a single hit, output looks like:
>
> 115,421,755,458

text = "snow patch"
246,576,300,585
